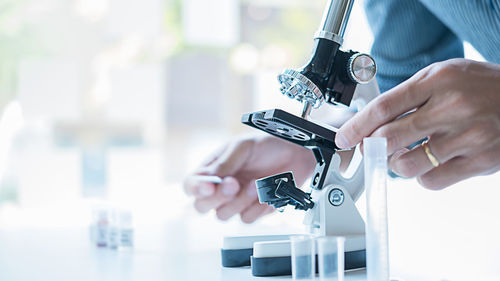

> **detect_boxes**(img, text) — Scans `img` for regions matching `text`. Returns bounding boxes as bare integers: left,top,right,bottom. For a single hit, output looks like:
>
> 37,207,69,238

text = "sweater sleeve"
364,0,464,93
418,0,500,64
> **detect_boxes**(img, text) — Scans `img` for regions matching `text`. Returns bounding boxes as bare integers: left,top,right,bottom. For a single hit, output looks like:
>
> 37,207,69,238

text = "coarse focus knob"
278,69,324,108
348,53,376,84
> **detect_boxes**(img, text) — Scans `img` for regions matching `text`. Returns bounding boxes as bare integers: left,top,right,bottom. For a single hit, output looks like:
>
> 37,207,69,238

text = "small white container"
290,235,315,280
317,236,345,281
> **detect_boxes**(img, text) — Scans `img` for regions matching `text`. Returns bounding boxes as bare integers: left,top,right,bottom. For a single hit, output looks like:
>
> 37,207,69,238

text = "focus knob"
348,53,376,84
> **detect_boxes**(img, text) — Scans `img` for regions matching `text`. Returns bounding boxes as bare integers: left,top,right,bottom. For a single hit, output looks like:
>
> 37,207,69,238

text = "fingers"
200,143,228,167
184,175,217,198
334,59,500,190
335,66,437,149
215,181,259,220
199,140,254,177
240,203,274,224
193,177,240,213
389,127,488,178
417,156,477,189
391,142,442,178
388,147,409,174
369,112,433,155
186,139,254,200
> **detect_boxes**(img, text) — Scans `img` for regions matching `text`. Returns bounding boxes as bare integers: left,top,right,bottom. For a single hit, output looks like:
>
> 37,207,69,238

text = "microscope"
221,0,377,276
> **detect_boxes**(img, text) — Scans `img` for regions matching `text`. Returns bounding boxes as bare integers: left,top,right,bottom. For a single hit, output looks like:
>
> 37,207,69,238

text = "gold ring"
422,140,439,167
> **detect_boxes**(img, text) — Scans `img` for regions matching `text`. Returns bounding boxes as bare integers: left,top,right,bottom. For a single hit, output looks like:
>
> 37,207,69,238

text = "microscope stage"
241,109,338,150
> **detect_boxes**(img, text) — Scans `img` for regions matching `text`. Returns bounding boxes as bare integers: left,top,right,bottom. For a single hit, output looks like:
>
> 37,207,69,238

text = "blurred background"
0,0,376,224
0,0,498,280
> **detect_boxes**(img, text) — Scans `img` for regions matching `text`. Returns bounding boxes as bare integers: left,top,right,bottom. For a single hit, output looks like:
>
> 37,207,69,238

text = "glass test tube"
317,236,345,281
363,137,389,281
290,235,316,280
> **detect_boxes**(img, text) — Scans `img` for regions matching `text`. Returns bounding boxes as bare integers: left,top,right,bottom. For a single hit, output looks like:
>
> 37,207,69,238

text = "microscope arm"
324,151,364,202
302,148,365,237
321,82,379,202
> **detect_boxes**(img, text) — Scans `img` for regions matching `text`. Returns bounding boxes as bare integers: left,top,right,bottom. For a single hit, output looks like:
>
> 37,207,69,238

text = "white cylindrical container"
364,137,389,281
317,236,345,281
290,235,315,280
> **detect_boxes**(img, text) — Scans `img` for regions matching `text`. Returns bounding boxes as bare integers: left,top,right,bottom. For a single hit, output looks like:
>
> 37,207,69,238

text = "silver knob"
328,188,344,206
278,69,324,108
348,53,376,84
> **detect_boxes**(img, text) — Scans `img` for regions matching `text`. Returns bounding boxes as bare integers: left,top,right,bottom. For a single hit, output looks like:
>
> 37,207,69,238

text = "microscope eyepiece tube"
315,0,354,44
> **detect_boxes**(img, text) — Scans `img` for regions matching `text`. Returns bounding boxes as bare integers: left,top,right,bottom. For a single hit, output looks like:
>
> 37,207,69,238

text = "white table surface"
0,226,366,281
2,174,500,281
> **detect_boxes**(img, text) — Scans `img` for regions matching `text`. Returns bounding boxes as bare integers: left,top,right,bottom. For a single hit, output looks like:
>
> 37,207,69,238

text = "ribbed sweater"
364,0,500,92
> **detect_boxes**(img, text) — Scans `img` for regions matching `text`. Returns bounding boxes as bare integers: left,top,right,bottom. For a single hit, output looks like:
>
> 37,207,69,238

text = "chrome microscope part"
315,0,354,44
348,53,376,84
328,188,345,206
277,0,376,118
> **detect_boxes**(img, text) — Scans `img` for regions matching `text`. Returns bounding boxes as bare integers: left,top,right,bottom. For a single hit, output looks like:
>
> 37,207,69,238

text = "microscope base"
221,234,293,267
251,249,365,277
221,234,365,276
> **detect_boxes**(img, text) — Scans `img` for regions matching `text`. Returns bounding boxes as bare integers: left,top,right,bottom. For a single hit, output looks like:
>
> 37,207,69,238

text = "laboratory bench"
0,225,367,281
1,174,500,281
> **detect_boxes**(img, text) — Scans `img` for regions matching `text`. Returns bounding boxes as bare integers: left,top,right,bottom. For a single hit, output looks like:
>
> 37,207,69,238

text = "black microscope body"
242,8,376,208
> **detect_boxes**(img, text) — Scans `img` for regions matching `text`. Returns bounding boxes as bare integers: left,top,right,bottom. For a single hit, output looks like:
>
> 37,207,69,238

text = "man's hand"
335,59,500,189
184,135,316,223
